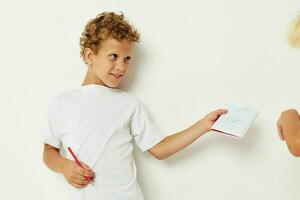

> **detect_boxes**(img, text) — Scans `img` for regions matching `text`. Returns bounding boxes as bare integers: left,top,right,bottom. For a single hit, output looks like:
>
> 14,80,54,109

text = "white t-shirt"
41,84,165,200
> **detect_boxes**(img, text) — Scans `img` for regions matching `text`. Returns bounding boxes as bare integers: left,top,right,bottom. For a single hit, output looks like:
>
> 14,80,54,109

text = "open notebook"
211,104,259,138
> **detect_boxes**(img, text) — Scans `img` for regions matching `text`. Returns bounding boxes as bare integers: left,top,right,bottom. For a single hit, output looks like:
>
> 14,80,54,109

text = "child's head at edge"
80,12,140,88
288,13,300,48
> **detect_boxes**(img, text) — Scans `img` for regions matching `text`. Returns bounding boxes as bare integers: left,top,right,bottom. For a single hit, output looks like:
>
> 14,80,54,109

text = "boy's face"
85,38,134,88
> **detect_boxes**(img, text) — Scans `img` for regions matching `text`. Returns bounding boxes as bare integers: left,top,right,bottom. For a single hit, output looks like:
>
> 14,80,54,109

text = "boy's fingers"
278,132,284,141
73,172,89,181
81,163,95,177
75,165,94,177
74,166,87,175
276,124,281,134
71,173,93,186
211,109,227,120
71,177,90,185
219,109,228,114
276,120,284,141
277,125,284,141
214,109,227,116
276,120,281,132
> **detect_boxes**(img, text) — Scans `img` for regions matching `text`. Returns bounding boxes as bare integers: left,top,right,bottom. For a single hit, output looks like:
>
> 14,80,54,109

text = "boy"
276,14,300,157
42,12,227,200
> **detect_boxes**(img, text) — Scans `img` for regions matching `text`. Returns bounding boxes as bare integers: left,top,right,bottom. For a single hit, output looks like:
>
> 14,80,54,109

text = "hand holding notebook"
211,104,259,138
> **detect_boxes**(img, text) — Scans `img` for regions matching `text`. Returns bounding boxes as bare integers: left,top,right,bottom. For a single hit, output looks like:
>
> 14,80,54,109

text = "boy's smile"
82,38,134,88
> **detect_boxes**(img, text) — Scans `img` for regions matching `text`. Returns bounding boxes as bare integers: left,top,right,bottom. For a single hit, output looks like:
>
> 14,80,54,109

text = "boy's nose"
115,63,126,73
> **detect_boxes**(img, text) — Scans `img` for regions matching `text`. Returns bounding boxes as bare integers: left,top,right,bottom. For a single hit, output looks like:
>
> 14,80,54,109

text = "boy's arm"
277,109,300,157
148,109,227,160
43,144,68,173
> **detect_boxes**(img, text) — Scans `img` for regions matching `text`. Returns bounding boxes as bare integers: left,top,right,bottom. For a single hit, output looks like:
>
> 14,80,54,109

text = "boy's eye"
124,56,131,63
109,54,117,60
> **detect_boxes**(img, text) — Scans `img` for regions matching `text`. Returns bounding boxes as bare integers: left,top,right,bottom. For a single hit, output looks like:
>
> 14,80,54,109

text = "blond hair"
288,14,300,48
79,12,140,63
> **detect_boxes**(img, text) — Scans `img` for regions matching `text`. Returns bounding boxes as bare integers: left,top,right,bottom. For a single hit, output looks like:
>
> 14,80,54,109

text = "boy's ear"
84,48,94,66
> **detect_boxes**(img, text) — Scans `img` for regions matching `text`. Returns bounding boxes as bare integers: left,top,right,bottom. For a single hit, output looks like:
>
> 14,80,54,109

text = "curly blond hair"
288,13,300,48
80,12,140,63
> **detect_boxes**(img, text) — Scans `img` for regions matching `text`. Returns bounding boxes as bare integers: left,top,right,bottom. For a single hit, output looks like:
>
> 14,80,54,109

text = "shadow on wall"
163,121,265,165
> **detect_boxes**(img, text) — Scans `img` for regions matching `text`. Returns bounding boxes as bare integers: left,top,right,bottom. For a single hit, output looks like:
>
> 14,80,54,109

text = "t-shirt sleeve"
130,102,165,152
40,96,62,148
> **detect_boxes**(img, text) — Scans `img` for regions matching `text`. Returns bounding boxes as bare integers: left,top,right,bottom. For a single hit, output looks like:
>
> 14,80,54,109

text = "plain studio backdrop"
1,0,300,199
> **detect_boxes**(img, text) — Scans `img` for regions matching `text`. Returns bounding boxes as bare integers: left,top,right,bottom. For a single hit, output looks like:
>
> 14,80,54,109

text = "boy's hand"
276,109,300,141
60,158,95,189
200,109,227,132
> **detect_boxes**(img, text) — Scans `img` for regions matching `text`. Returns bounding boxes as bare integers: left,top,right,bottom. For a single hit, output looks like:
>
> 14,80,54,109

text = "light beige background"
1,0,300,199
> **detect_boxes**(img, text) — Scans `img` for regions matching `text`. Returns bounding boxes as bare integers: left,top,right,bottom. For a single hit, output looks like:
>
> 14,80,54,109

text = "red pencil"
67,147,93,185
